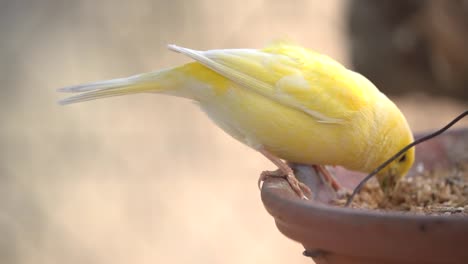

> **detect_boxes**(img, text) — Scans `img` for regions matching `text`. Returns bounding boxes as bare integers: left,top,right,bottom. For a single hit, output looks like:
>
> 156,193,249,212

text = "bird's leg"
258,149,312,199
313,165,349,198
313,165,341,191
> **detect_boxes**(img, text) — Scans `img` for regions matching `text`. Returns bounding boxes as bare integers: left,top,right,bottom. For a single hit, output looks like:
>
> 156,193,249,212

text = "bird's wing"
168,42,376,124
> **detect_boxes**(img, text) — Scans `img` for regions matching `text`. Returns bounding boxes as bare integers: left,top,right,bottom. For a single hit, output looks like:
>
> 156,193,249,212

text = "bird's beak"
378,174,398,195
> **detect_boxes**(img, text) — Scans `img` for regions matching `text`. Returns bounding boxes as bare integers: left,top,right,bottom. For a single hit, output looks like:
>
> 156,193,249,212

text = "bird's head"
373,104,415,195
375,147,415,194
347,70,416,195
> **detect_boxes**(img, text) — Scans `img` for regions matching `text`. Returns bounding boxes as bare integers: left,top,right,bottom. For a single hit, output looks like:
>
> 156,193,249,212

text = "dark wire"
345,110,468,207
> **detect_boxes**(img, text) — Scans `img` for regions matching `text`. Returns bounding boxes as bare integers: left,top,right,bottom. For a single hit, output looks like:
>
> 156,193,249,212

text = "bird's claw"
335,188,352,200
259,169,312,200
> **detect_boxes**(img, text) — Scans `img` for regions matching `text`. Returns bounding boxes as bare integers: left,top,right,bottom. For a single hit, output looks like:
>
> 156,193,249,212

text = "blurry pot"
261,128,468,264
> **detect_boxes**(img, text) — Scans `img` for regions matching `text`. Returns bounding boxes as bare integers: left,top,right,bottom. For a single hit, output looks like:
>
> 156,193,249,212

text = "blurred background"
0,1,467,264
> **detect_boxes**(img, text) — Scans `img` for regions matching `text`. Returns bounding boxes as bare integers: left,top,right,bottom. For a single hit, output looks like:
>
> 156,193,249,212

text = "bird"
58,42,415,199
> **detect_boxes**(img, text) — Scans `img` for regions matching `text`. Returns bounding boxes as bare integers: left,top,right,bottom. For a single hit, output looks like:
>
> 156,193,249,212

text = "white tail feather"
58,70,169,105
58,76,136,93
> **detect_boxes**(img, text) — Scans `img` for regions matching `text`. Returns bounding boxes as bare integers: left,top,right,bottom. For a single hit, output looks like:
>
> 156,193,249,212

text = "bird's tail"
58,68,176,105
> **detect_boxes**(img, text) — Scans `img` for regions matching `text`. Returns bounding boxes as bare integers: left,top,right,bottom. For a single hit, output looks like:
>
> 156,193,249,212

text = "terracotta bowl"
261,128,468,264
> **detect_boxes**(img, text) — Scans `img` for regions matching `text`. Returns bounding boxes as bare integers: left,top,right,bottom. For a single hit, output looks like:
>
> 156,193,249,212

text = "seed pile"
334,162,468,216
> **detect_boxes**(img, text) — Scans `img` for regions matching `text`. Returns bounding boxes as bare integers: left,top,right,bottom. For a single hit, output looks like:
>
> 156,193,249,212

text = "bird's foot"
313,165,350,199
259,169,312,200
335,188,352,200
258,148,312,200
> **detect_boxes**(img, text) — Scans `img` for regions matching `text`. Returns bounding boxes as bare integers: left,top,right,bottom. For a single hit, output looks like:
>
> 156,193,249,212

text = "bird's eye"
398,154,407,163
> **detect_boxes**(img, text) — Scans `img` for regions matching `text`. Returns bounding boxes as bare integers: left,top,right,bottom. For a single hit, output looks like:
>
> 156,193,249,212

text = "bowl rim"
262,182,468,223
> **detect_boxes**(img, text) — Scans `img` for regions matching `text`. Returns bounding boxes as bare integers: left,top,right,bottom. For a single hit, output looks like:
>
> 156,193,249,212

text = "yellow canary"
59,42,414,197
